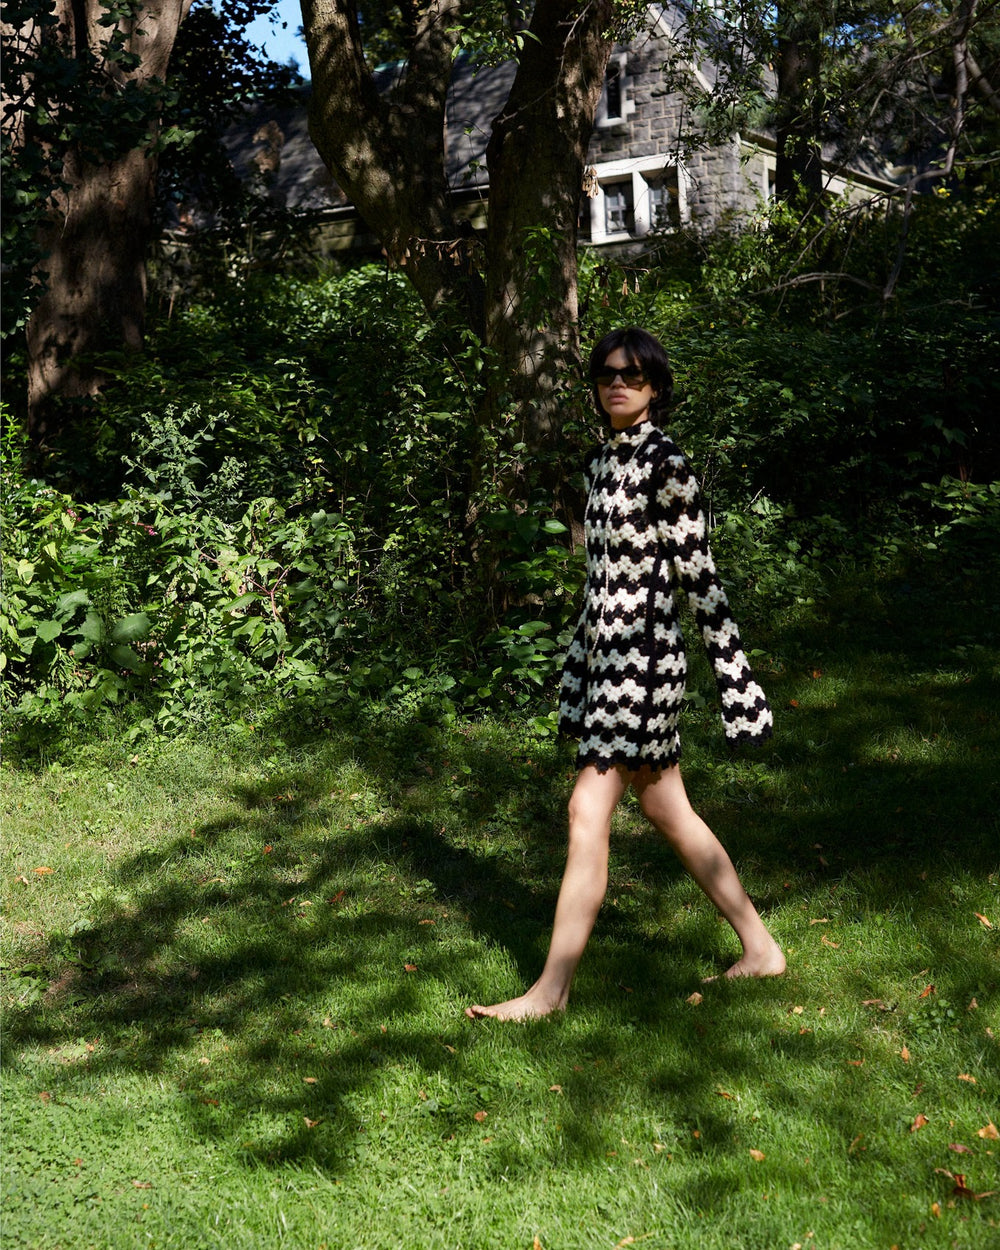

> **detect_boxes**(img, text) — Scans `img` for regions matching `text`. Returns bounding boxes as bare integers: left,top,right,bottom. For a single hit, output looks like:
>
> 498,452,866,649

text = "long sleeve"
652,445,773,746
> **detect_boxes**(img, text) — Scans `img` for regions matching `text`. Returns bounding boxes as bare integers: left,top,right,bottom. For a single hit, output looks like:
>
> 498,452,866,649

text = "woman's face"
594,347,657,430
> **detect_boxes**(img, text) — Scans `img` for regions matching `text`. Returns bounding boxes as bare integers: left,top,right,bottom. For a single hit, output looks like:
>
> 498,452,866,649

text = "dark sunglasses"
591,364,649,388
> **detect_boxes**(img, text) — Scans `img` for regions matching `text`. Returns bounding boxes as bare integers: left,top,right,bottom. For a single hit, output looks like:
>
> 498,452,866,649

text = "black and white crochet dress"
558,419,773,772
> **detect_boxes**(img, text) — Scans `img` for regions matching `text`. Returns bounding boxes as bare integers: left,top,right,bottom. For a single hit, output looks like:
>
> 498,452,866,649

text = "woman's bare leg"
633,764,785,978
466,764,628,1020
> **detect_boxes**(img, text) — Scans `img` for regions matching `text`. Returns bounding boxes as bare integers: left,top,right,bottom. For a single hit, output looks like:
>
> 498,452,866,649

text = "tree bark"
301,0,614,463
301,0,486,328
483,0,613,455
774,0,825,205
10,0,193,448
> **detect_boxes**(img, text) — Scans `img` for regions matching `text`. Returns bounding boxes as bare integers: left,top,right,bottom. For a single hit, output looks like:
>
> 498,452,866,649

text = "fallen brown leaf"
33,866,54,875
930,1202,942,1218
976,1122,999,1140
948,1143,974,1154
549,1085,562,1094
685,991,703,1006
304,1117,320,1129
132,1180,152,1190
809,918,830,925
716,1090,735,1100
957,1073,977,1083
974,912,993,929
900,1046,910,1062
821,934,840,948
910,1113,929,1132
918,984,935,999
473,1110,487,1123
749,1148,766,1162
302,1076,318,1085
403,964,418,972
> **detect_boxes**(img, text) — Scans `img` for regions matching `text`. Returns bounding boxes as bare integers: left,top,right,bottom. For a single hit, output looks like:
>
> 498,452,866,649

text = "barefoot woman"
466,328,785,1022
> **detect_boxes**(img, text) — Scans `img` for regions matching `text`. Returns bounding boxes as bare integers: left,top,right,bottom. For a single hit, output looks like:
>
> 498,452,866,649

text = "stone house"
226,5,898,259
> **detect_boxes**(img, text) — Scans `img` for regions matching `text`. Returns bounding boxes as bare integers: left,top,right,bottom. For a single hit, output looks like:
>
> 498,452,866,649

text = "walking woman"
467,327,784,1021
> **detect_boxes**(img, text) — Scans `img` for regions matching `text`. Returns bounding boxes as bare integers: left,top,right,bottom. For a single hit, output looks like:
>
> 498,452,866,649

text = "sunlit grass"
2,555,998,1249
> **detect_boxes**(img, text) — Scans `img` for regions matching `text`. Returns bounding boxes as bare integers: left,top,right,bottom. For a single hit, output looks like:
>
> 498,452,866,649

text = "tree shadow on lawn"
7,592,998,1192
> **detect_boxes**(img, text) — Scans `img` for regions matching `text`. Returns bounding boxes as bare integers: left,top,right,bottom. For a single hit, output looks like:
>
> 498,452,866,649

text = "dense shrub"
3,190,998,753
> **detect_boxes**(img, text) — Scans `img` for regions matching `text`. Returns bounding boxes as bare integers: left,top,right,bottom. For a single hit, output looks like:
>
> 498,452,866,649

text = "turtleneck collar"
608,418,656,447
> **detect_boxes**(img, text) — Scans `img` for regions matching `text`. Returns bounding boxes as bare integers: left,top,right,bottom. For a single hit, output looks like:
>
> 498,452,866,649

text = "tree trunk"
301,0,613,511
483,0,613,456
302,0,486,330
12,0,193,448
27,147,157,447
774,0,825,205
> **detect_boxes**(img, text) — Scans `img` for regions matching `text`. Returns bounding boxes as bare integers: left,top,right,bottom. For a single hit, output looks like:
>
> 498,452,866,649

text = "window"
605,63,623,122
595,54,632,128
604,180,634,234
581,158,690,244
644,170,680,230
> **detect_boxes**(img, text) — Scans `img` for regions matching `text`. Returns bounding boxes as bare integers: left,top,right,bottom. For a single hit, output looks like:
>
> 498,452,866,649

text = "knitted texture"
558,420,773,771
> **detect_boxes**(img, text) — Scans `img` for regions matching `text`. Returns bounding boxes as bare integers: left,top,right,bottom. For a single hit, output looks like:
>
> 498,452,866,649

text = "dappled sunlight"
3,558,998,1243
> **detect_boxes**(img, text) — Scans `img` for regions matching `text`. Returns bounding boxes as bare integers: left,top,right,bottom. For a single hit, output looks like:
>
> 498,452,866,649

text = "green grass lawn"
3,557,998,1249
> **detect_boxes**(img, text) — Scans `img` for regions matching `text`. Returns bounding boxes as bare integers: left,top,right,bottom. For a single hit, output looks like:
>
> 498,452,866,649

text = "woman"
467,327,784,1022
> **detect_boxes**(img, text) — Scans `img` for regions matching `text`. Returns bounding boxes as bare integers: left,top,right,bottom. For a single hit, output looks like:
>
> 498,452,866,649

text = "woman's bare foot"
465,986,566,1021
703,940,786,982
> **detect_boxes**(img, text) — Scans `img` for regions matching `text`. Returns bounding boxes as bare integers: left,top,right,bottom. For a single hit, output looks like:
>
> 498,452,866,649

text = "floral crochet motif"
558,420,772,771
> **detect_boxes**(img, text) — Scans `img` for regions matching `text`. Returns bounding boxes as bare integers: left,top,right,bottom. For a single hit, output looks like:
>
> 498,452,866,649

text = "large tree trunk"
484,0,613,456
9,0,193,448
302,0,486,330
774,0,825,205
301,0,613,463
27,147,158,447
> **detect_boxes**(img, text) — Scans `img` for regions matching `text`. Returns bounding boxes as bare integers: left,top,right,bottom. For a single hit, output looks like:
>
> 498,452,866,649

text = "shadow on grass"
6,556,999,1195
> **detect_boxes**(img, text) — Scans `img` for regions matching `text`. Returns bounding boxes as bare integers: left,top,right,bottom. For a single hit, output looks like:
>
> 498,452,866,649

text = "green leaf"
110,613,151,644
54,590,91,620
78,611,105,643
514,515,540,544
109,644,147,673
35,619,62,643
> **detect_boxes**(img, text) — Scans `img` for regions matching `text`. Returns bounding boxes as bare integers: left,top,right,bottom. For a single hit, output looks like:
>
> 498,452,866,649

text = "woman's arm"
652,444,773,746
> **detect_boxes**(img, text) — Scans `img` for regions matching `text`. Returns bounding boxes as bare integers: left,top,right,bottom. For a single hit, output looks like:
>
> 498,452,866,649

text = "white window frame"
584,156,690,244
595,53,634,128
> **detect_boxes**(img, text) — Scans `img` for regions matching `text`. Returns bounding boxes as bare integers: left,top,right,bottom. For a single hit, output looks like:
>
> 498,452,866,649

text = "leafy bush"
4,188,998,755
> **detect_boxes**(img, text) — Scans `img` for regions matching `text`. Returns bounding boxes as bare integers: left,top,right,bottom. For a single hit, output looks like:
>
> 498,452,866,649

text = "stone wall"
585,33,768,233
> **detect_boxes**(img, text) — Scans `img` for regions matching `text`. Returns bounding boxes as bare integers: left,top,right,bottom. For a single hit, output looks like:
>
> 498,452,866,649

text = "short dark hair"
588,327,674,422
